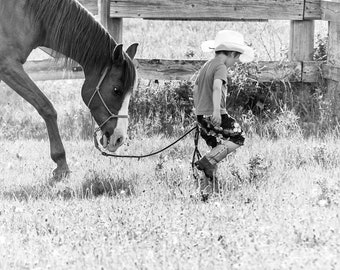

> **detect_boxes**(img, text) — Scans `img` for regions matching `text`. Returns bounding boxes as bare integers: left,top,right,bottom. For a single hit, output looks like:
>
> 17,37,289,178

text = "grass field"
0,133,339,269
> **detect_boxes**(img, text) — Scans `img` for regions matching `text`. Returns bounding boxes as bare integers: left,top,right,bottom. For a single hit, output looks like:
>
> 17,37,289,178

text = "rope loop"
95,125,199,159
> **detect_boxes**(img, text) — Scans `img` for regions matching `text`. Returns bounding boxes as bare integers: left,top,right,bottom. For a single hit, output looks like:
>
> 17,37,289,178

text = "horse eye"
113,87,123,96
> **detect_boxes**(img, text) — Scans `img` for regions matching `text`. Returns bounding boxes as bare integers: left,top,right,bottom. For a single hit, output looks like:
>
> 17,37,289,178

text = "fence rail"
77,0,339,22
24,59,326,82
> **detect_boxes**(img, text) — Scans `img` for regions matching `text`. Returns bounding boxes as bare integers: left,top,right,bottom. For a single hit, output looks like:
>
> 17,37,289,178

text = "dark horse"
0,0,138,178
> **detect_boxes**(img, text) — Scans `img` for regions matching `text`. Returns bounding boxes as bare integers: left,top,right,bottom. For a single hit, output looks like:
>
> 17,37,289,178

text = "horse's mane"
25,0,115,69
25,0,136,90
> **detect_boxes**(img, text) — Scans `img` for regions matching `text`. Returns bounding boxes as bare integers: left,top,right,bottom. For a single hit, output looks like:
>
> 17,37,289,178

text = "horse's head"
82,43,138,152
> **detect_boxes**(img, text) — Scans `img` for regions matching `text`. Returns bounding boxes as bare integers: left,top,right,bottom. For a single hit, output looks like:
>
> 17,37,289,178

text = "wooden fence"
24,0,340,88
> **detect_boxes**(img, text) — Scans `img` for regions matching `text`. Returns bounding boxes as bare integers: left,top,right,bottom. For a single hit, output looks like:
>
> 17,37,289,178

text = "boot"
195,142,238,197
195,143,229,178
195,156,216,179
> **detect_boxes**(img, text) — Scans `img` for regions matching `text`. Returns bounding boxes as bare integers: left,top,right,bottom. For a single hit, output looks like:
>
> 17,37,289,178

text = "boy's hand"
211,111,221,127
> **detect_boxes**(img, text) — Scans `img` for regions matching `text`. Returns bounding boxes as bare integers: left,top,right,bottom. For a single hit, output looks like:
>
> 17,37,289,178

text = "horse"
0,0,138,179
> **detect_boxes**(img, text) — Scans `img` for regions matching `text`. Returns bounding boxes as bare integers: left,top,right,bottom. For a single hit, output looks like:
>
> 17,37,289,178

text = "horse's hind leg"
0,60,70,179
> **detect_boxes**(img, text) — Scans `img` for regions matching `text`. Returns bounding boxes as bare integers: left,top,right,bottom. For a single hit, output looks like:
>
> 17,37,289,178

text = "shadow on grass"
2,171,135,201
2,183,55,201
81,171,134,199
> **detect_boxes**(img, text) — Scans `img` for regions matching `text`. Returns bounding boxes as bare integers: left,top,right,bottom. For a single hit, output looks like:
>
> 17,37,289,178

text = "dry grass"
0,134,339,269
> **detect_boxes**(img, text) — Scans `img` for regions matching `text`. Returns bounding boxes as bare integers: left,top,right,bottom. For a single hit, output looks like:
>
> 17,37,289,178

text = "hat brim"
201,40,254,63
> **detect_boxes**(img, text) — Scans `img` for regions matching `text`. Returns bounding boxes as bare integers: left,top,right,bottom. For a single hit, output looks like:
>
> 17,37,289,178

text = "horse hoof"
52,168,71,182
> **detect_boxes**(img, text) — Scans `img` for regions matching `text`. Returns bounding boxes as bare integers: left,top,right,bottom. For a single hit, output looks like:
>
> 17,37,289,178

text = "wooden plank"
78,0,98,14
133,59,205,81
304,0,322,19
98,0,110,28
109,0,305,20
23,60,84,81
23,59,315,82
322,63,340,81
328,22,340,74
98,0,123,42
24,59,339,83
80,0,326,21
325,20,340,121
321,0,340,22
132,59,303,82
289,20,315,61
254,61,302,82
108,18,123,43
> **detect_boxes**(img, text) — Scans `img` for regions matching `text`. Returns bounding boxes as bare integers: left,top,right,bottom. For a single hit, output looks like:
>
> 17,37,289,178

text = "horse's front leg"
0,60,70,179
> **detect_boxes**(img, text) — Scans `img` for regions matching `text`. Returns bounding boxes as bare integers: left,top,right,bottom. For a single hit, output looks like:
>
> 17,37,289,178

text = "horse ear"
126,43,138,60
112,44,124,63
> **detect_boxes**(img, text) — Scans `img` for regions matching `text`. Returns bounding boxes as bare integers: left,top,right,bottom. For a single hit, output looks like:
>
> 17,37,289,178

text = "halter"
87,66,128,132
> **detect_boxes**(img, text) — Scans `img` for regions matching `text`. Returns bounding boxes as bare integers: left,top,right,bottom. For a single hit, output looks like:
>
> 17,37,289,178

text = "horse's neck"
32,0,115,71
44,44,87,70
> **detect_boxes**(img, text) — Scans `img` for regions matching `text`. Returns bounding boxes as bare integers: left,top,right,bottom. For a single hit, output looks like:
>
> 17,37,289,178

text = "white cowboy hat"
201,30,254,63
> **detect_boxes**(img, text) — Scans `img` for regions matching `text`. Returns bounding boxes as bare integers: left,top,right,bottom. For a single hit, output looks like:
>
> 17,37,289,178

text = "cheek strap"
87,66,128,129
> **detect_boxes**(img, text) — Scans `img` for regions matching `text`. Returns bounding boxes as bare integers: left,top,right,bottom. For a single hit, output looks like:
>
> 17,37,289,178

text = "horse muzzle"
100,128,125,152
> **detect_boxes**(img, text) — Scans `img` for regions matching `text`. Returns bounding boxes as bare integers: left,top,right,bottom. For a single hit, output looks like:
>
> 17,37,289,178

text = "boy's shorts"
197,114,245,148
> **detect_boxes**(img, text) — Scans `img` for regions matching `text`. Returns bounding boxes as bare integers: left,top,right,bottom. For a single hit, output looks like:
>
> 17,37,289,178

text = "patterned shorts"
197,114,245,148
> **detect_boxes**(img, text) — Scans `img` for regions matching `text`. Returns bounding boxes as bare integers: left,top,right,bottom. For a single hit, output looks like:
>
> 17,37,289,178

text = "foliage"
128,62,325,138
129,80,195,136
314,33,328,61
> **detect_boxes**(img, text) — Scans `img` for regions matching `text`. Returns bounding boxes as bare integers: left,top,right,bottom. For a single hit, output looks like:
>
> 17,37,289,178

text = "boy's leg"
195,114,245,195
196,140,240,177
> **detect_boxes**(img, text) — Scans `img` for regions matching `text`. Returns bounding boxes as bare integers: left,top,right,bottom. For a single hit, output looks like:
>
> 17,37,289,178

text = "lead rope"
95,124,199,159
191,124,202,180
96,124,201,181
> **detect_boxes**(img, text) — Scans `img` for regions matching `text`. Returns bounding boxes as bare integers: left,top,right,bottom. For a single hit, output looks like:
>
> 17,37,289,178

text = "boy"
193,30,254,197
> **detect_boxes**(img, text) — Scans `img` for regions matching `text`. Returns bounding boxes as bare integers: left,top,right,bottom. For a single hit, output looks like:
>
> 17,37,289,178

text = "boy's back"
194,57,228,115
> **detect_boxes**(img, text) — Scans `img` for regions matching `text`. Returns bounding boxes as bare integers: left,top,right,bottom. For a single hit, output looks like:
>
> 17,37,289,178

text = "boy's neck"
215,53,227,65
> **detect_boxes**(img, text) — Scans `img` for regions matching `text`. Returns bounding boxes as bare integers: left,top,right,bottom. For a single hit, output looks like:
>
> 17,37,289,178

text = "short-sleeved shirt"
194,57,227,115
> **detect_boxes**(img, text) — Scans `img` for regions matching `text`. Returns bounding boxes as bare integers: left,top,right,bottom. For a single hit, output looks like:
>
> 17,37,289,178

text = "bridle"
87,66,129,152
87,66,128,132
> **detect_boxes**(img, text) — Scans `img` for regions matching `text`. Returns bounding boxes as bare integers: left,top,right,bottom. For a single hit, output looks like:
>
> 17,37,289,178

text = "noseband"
87,67,128,131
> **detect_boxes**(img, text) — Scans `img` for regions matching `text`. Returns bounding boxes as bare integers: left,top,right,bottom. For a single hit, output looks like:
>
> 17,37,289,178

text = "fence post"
289,20,315,62
98,0,123,43
326,21,340,124
289,20,314,111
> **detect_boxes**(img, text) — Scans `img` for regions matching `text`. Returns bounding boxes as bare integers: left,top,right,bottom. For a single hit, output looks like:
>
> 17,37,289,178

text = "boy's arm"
212,79,222,126
192,83,198,111
193,84,198,100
